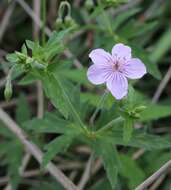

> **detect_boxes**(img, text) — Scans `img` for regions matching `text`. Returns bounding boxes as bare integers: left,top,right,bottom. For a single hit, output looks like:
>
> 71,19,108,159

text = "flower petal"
106,72,128,100
112,43,131,60
89,49,112,66
87,64,112,85
123,58,147,79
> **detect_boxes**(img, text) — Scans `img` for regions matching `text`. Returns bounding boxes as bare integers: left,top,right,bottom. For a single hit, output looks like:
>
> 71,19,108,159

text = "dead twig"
78,154,94,190
0,2,16,43
135,160,171,190
149,173,166,190
0,108,78,190
152,66,171,103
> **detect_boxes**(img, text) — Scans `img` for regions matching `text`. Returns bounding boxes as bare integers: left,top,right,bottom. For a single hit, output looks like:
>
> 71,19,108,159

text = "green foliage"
151,26,171,63
112,8,140,31
119,154,145,189
42,133,74,166
24,112,70,134
101,128,171,149
141,103,171,121
42,74,70,118
92,139,120,188
123,118,134,142
89,178,112,190
29,182,64,190
16,93,31,124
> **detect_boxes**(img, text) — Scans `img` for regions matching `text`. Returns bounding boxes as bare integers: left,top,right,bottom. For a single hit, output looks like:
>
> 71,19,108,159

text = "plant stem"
97,116,124,133
90,90,108,128
42,0,46,47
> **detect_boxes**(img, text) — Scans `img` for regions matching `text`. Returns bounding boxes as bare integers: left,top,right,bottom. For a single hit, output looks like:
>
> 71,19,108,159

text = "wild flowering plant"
2,1,171,190
4,31,171,188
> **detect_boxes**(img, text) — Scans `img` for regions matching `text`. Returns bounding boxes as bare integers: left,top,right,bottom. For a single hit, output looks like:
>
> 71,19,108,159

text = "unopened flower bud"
133,113,140,119
4,78,12,101
64,16,77,28
134,106,146,113
55,18,63,29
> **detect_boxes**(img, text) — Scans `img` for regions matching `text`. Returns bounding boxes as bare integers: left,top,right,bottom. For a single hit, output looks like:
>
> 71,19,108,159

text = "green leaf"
119,20,158,39
44,44,64,62
46,29,71,47
18,73,37,85
54,75,86,130
42,135,72,166
6,53,18,63
145,151,171,175
44,29,72,61
92,139,120,188
21,43,27,55
112,8,140,31
42,74,69,118
29,182,64,190
99,128,171,149
151,27,171,63
89,178,112,190
26,40,34,50
0,121,14,138
141,103,171,121
119,154,145,189
42,125,80,166
24,112,70,134
5,141,23,190
123,85,143,109
16,93,31,124
58,69,89,85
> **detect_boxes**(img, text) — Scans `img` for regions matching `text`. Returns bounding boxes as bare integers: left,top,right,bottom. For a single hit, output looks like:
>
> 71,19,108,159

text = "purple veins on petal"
106,72,128,100
87,43,147,100
87,64,112,85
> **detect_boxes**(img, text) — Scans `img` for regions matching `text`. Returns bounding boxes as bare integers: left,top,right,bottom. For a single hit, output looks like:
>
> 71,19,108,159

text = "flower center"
112,60,120,72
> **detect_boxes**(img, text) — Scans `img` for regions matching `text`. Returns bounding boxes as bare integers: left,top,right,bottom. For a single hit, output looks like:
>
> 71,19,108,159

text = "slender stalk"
42,0,46,46
97,116,124,133
90,91,108,127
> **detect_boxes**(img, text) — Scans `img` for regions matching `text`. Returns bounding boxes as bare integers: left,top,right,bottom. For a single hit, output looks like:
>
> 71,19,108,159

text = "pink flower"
87,43,147,100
